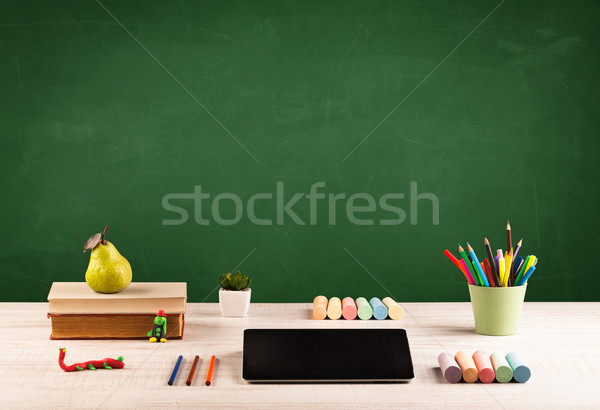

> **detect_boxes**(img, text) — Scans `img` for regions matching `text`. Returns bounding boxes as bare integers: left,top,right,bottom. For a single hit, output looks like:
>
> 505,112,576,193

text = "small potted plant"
218,270,252,317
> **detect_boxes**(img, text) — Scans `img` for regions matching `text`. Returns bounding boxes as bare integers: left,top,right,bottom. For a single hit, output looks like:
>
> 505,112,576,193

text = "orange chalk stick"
472,350,495,383
454,350,478,383
313,296,328,320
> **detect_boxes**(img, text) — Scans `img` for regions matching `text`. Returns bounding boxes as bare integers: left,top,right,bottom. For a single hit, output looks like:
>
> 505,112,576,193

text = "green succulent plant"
220,270,252,290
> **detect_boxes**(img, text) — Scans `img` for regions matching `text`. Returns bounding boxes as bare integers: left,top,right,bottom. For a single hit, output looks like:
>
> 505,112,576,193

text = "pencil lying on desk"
168,355,183,386
186,355,200,386
205,355,216,386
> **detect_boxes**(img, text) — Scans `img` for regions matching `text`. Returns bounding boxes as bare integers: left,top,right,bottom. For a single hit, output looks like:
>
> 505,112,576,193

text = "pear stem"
101,226,109,245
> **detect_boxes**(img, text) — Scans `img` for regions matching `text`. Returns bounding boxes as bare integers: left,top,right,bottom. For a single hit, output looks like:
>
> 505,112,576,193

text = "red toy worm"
58,348,125,372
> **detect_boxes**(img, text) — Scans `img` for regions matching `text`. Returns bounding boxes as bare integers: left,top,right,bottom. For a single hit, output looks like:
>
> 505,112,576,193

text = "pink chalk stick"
473,350,495,384
438,352,462,383
342,297,358,320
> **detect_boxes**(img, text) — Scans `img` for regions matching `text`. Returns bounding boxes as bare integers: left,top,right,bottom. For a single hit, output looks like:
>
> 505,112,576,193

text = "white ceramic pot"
219,288,251,317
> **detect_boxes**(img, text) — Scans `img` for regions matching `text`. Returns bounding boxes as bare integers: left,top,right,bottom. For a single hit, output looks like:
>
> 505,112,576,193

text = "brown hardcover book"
48,313,185,340
47,282,187,339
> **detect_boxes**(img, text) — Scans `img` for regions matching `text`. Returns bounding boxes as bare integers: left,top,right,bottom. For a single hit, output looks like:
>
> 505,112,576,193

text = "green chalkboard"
1,0,599,303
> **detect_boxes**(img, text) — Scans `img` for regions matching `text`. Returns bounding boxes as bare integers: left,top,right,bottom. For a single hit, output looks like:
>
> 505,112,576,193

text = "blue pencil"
513,256,524,275
168,355,183,386
516,265,536,286
467,243,490,287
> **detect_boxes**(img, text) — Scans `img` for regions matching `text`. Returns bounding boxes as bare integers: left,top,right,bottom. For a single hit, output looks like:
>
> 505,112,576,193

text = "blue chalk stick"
369,297,388,320
506,352,531,383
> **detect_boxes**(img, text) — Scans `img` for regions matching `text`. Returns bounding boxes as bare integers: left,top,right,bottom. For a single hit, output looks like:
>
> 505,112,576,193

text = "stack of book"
47,282,187,339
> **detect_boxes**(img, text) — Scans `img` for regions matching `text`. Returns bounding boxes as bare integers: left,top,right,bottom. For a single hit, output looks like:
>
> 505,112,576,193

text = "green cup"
468,284,527,336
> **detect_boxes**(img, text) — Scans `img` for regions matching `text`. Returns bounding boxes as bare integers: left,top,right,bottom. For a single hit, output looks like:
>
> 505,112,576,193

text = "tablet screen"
242,328,414,382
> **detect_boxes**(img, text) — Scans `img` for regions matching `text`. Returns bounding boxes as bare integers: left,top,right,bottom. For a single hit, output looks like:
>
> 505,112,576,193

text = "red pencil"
444,249,463,271
482,259,496,287
444,249,473,285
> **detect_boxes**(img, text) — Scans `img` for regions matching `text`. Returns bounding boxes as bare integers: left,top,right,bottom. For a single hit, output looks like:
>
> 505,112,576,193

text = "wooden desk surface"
3,302,600,408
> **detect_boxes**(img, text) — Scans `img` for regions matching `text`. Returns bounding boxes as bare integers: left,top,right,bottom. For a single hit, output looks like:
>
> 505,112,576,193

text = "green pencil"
459,244,481,286
514,255,531,285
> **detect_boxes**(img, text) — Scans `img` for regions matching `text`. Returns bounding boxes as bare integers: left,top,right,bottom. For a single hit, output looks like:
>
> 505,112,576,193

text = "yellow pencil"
499,257,506,287
505,248,513,287
523,255,536,276
503,251,509,286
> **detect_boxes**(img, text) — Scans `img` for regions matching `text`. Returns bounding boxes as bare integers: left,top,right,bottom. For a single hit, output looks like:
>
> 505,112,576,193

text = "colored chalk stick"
369,297,388,320
438,352,462,383
355,297,373,320
313,296,328,320
472,350,495,383
382,297,403,320
490,352,513,383
326,297,342,320
454,351,478,383
506,352,531,383
342,297,357,320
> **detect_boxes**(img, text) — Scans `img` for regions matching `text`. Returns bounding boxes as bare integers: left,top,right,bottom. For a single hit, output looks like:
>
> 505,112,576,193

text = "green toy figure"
147,310,167,343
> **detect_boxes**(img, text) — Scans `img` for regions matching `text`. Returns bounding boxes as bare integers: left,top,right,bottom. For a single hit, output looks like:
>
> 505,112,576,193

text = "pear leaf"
83,233,102,253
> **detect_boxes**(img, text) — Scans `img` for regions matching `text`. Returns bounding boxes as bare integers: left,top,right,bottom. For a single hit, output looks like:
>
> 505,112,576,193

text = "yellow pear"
83,226,132,293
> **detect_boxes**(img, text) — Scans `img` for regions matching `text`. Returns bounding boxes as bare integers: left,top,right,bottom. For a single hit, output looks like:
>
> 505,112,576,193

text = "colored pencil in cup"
484,237,501,286
512,256,524,285
445,249,474,285
496,249,502,275
512,238,523,269
515,255,533,285
505,248,513,287
506,220,512,252
444,249,465,274
494,255,500,277
516,265,536,286
467,243,490,287
459,245,481,286
459,259,476,286
499,257,506,287
483,259,496,287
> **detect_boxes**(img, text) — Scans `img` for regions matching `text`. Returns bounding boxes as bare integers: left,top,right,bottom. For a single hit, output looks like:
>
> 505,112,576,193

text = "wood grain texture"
3,302,600,408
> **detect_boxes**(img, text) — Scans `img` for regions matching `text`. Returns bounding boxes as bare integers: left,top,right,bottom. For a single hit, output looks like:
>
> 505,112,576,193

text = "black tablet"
242,328,414,382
